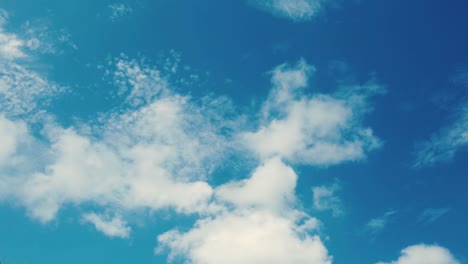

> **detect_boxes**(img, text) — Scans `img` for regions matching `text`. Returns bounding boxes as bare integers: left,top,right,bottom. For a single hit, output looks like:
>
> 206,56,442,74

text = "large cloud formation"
0,9,461,264
156,60,383,263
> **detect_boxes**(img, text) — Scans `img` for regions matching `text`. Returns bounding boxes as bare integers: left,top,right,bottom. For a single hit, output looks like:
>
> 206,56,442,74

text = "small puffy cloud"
365,210,397,236
414,103,468,167
241,59,382,166
418,208,450,224
250,0,324,22
377,244,460,264
83,213,131,238
312,181,343,217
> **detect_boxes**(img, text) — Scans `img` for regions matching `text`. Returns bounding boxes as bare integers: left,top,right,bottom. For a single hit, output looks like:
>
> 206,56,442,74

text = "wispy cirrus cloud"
418,208,450,224
249,0,325,21
365,210,397,236
414,102,468,168
414,69,468,168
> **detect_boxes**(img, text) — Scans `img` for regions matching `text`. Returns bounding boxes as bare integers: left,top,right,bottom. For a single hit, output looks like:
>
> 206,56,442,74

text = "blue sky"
0,0,467,263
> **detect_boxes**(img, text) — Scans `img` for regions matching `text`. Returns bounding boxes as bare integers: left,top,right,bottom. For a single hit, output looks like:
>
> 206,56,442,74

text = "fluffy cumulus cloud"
0,10,402,262
0,41,387,263
241,59,382,166
157,158,331,264
157,210,329,264
156,60,384,263
250,0,324,21
0,56,230,223
377,244,460,264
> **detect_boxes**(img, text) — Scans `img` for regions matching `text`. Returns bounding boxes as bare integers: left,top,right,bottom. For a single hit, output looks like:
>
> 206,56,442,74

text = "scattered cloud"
312,180,343,217
365,210,397,236
418,208,450,224
0,12,385,261
83,213,131,238
108,3,134,22
377,244,460,264
0,10,26,60
156,60,382,263
414,103,468,167
21,19,78,53
0,10,67,119
249,0,324,22
414,68,468,168
0,62,65,118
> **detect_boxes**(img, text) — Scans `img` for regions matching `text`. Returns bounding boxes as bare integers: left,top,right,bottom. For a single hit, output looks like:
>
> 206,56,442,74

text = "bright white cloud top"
377,244,460,264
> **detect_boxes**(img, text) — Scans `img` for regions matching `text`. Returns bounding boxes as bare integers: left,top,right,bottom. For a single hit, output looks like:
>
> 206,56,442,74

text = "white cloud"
157,159,331,264
0,10,26,60
365,210,397,235
0,57,229,223
155,58,384,263
109,57,168,107
0,11,65,118
0,62,64,118
0,33,384,263
377,244,460,264
0,116,29,164
241,59,382,166
312,180,343,216
250,0,324,21
83,213,131,238
157,209,330,264
414,103,468,167
215,157,297,212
